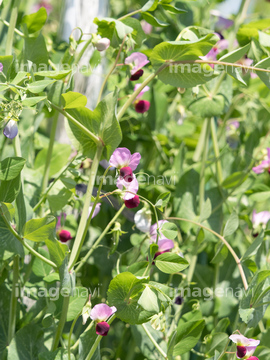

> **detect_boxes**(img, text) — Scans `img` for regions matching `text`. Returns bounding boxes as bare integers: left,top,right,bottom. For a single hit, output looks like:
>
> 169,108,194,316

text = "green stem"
118,9,142,21
210,117,223,185
0,0,12,37
5,0,20,55
167,216,248,290
40,113,59,213
96,35,127,104
8,255,19,344
199,118,211,213
75,203,125,273
68,311,81,360
141,323,167,359
74,37,92,66
48,101,100,145
51,295,70,351
68,144,103,270
0,18,25,37
212,72,226,96
187,254,197,283
70,321,94,352
85,315,116,360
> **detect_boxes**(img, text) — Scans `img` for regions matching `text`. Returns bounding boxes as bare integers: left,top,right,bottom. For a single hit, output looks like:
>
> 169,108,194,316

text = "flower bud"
130,69,144,81
3,120,18,139
124,195,140,209
58,229,72,243
135,100,150,113
237,346,247,358
94,38,110,52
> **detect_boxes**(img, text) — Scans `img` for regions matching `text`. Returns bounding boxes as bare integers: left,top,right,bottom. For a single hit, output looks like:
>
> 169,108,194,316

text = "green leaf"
43,272,60,283
242,232,264,261
206,332,229,356
94,17,133,47
199,198,212,222
22,96,47,107
0,285,13,356
0,55,13,77
211,242,228,264
21,7,47,34
161,222,178,239
223,213,239,237
0,175,21,203
66,90,122,159
141,12,169,27
7,324,47,360
79,326,100,360
255,56,270,89
249,191,270,202
34,143,72,177
45,238,68,268
150,35,219,87
27,80,55,94
47,188,73,212
160,4,187,14
0,157,26,181
67,287,88,321
107,272,154,324
188,95,225,117
34,70,72,79
141,0,159,12
24,33,48,66
219,43,251,63
23,215,56,242
39,348,76,360
173,319,205,356
59,256,73,294
121,18,146,48
32,248,52,277
155,253,189,274
222,172,248,189
0,203,24,260
62,92,88,109
138,286,160,313
155,191,171,211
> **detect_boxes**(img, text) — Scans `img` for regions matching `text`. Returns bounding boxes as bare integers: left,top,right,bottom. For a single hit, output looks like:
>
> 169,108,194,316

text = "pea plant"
1,0,270,359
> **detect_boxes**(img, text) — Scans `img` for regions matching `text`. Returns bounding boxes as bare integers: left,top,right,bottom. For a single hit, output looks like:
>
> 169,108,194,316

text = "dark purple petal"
58,229,72,242
237,346,247,358
124,195,140,209
174,296,184,305
135,100,150,113
130,69,144,81
120,166,133,182
95,321,110,336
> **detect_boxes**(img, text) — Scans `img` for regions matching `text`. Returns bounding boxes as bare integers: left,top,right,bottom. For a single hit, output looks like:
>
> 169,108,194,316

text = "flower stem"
96,35,127,104
85,315,116,360
68,144,104,270
199,118,211,213
40,112,59,215
68,311,81,360
210,117,223,185
141,323,167,359
8,255,19,344
118,9,142,21
75,203,125,273
51,295,70,351
167,216,248,290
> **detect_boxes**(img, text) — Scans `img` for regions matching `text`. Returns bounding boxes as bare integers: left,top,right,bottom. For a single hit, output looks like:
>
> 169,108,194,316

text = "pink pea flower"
141,20,153,35
93,37,110,52
237,57,257,78
252,148,270,174
0,63,3,72
125,52,149,81
133,84,151,113
88,202,101,218
3,120,18,139
116,176,139,200
252,210,270,228
229,334,260,359
90,304,117,336
109,147,141,171
32,0,52,14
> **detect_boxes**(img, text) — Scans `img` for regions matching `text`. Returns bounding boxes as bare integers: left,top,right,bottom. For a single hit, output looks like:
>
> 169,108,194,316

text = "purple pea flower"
149,220,174,259
210,10,234,32
3,120,18,139
32,0,52,14
94,37,110,52
252,210,270,228
90,304,117,336
133,84,151,113
88,202,101,218
116,176,139,200
125,52,149,81
0,63,3,72
252,148,270,174
200,34,229,68
109,147,141,171
229,334,260,359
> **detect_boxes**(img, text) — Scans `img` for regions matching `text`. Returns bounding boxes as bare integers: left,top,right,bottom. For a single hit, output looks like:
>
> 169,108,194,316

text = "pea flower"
210,10,234,32
93,37,110,52
134,208,152,233
229,334,260,359
125,52,149,81
0,63,3,72
56,214,72,243
109,147,141,171
141,20,153,35
32,0,52,14
252,210,270,229
124,195,140,209
149,220,174,259
252,148,270,174
90,304,117,336
133,84,150,113
88,202,101,218
3,120,18,139
201,34,229,68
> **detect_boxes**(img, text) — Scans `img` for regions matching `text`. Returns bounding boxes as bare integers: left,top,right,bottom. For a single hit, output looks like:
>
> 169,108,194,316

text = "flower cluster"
229,334,260,360
109,147,141,208
90,304,117,336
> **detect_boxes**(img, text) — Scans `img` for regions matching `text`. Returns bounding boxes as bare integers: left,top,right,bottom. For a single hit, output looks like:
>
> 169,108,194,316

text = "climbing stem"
141,323,167,359
210,117,223,185
51,295,70,351
5,0,20,55
8,255,19,344
199,118,211,213
68,144,104,270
